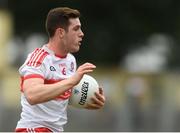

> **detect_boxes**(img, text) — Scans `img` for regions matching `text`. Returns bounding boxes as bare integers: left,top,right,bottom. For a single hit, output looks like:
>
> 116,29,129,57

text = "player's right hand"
70,62,96,86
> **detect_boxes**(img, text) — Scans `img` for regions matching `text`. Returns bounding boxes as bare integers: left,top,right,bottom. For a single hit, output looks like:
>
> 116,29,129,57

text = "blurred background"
1,0,180,131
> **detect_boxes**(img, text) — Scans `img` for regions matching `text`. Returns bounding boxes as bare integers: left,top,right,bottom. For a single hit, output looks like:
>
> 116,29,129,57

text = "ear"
56,28,65,38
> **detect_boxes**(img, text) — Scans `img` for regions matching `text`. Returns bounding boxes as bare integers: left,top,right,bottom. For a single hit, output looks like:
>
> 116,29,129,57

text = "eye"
74,27,79,31
73,26,81,31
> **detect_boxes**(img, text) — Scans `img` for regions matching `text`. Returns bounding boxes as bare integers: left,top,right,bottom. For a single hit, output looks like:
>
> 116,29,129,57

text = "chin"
71,47,80,53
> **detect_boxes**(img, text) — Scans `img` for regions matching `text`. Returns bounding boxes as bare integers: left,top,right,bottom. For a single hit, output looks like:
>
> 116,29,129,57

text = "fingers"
99,87,104,95
86,95,105,109
92,93,105,106
91,98,104,108
71,62,96,86
95,88,105,103
85,88,106,110
77,62,96,75
85,103,102,110
80,63,96,69
83,62,96,67
79,63,96,71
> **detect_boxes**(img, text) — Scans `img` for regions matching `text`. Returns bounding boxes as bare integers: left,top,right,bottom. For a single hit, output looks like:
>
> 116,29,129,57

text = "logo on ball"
69,74,99,108
79,81,89,105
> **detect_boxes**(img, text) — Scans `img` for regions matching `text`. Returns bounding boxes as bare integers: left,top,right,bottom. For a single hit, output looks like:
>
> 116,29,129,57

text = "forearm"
24,78,75,105
24,62,96,105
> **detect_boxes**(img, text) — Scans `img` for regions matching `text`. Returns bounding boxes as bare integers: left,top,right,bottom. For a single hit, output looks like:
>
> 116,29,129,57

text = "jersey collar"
43,45,67,59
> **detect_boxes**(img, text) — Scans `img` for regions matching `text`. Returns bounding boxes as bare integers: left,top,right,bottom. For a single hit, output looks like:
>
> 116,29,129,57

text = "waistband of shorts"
15,127,52,132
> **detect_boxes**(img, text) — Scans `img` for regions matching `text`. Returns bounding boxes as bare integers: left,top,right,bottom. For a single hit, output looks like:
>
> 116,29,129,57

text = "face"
63,18,84,53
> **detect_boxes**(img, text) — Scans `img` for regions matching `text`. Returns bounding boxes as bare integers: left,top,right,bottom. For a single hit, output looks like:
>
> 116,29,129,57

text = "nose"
79,29,84,38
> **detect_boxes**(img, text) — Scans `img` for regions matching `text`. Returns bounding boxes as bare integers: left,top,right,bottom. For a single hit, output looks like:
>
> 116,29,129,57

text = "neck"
47,38,67,58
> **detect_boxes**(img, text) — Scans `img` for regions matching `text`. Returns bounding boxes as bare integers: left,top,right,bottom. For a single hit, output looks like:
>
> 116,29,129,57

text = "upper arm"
22,77,46,105
19,51,48,92
23,78,44,93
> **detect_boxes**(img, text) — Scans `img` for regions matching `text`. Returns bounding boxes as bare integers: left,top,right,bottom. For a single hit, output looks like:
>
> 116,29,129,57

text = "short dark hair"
45,7,80,37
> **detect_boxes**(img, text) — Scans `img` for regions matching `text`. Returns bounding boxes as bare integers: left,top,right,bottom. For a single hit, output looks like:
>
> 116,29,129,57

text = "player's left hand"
85,87,105,109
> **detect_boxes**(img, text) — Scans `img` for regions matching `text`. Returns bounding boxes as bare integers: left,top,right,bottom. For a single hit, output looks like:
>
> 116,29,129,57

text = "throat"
46,43,67,58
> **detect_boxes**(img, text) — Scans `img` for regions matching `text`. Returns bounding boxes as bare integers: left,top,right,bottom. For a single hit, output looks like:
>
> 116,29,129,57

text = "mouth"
78,40,82,45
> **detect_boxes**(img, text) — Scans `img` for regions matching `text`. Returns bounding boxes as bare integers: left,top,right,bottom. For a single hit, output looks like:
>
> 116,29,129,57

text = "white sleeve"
19,56,47,78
